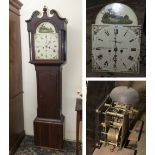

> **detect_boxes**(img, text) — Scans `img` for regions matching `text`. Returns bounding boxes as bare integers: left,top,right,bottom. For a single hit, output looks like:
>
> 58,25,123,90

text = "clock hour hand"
95,47,111,50
45,41,51,47
113,43,118,68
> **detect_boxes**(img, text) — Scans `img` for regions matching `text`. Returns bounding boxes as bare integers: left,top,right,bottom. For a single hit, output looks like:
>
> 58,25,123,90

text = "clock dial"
92,25,141,72
34,22,59,60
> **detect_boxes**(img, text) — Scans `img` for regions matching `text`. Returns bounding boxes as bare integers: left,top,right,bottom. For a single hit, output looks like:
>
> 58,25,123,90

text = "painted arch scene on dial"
86,0,146,77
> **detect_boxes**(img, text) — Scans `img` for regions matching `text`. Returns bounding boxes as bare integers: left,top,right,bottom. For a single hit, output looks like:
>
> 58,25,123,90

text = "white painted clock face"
34,22,59,60
92,25,141,72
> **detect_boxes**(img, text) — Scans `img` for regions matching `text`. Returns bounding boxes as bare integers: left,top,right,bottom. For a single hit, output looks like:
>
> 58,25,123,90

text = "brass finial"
43,6,47,15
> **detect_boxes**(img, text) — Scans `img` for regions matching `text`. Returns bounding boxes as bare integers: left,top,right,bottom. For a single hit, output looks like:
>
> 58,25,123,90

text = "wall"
20,0,82,141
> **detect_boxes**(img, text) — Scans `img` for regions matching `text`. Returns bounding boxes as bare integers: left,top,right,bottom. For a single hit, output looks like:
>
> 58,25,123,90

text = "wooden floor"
93,146,135,155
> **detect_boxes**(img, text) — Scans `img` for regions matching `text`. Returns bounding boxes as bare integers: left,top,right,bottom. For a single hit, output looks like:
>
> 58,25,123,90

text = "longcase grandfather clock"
26,6,67,149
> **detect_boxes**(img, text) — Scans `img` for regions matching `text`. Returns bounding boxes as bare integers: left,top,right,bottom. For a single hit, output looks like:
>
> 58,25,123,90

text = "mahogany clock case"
86,0,146,77
26,8,67,150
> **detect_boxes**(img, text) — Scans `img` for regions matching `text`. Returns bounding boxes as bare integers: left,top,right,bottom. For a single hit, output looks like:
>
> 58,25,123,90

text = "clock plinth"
34,115,64,149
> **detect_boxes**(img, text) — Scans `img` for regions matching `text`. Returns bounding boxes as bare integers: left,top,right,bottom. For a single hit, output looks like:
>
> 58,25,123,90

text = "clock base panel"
34,115,64,150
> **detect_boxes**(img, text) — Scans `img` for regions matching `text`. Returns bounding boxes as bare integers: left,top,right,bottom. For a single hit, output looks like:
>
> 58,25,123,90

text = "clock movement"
95,86,143,149
92,3,141,73
26,6,67,149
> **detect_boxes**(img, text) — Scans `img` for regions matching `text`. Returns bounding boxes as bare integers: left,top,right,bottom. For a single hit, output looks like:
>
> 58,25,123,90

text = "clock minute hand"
45,41,52,49
113,31,118,68
111,40,122,44
46,41,51,46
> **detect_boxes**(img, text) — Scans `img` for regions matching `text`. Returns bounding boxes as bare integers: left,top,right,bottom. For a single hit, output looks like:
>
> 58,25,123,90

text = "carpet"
15,136,82,155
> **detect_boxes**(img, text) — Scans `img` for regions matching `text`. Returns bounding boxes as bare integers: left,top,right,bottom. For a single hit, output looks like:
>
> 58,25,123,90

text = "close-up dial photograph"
86,0,146,77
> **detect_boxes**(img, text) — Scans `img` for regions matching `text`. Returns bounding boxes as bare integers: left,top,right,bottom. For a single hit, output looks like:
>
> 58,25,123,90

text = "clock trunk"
36,66,62,119
34,65,64,149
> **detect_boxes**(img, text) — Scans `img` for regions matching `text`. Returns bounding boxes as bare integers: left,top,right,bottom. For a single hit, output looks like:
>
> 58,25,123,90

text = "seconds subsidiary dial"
34,22,59,60
92,25,141,72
